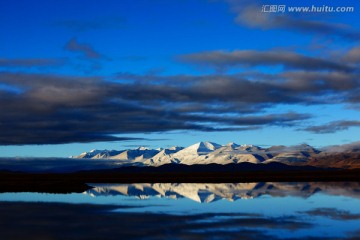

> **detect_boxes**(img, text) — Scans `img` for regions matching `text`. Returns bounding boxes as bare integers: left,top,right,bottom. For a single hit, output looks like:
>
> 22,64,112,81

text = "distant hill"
308,152,360,169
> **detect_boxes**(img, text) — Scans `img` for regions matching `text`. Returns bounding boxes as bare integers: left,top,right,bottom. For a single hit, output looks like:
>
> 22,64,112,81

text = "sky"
1,0,360,157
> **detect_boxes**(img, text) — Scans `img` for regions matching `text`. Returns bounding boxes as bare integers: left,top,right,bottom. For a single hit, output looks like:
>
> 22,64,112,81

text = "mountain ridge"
73,141,360,169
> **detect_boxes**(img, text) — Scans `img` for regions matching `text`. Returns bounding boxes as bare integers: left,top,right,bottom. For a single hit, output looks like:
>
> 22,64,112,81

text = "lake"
1,182,360,239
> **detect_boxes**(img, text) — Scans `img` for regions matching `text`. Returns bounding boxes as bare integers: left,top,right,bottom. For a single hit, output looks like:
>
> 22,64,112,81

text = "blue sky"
1,0,360,157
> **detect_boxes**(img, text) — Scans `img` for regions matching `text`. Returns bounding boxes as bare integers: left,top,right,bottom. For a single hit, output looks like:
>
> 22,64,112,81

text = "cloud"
301,120,360,134
117,69,360,105
0,72,314,145
1,46,359,145
178,50,352,72
226,0,360,40
0,58,65,68
280,71,359,93
344,46,360,64
194,112,311,127
64,38,103,59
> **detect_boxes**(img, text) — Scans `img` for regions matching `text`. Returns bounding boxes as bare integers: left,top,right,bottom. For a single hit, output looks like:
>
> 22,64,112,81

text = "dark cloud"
55,17,126,32
177,49,359,119
226,0,360,40
117,69,360,105
178,50,352,72
191,112,311,127
64,38,103,59
301,120,360,134
1,47,359,145
344,46,360,64
0,58,65,68
229,112,311,126
0,71,315,145
280,71,359,92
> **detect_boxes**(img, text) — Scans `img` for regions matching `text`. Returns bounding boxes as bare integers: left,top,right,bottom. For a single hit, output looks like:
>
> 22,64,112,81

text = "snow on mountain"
238,144,264,152
225,142,240,149
264,144,320,164
73,142,323,166
92,150,123,159
173,142,222,164
138,146,150,151
143,146,184,165
75,147,159,161
322,141,360,153
110,147,159,161
192,143,270,165
179,141,222,155
75,149,103,159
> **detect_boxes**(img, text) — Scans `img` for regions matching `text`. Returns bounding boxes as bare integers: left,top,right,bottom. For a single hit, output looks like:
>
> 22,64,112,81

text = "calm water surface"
1,182,360,239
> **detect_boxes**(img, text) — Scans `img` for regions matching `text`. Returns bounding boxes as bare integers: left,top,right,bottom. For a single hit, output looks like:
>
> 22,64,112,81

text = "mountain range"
73,141,360,169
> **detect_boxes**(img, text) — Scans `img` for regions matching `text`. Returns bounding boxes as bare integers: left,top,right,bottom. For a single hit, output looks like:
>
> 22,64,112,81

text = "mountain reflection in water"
86,182,360,203
1,182,360,239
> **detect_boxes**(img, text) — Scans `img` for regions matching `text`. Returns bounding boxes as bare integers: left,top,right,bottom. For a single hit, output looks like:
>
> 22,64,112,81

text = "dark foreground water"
1,182,360,240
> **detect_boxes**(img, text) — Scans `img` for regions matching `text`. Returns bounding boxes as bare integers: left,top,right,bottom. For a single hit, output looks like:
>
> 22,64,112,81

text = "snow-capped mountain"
172,142,222,165
91,150,123,159
143,146,184,165
73,141,323,166
110,147,159,161
264,144,321,164
76,149,103,159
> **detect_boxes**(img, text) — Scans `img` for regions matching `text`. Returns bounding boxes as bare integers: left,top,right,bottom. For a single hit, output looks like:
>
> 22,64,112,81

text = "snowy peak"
92,150,123,159
168,146,183,151
200,141,222,151
182,141,221,155
141,146,185,166
163,146,184,154
237,144,263,152
225,142,240,148
77,149,102,158
153,142,222,165
137,146,150,151
111,148,159,160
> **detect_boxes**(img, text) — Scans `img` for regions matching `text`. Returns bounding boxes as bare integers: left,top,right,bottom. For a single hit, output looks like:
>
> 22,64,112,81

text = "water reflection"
1,182,360,239
0,202,315,240
86,182,360,203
